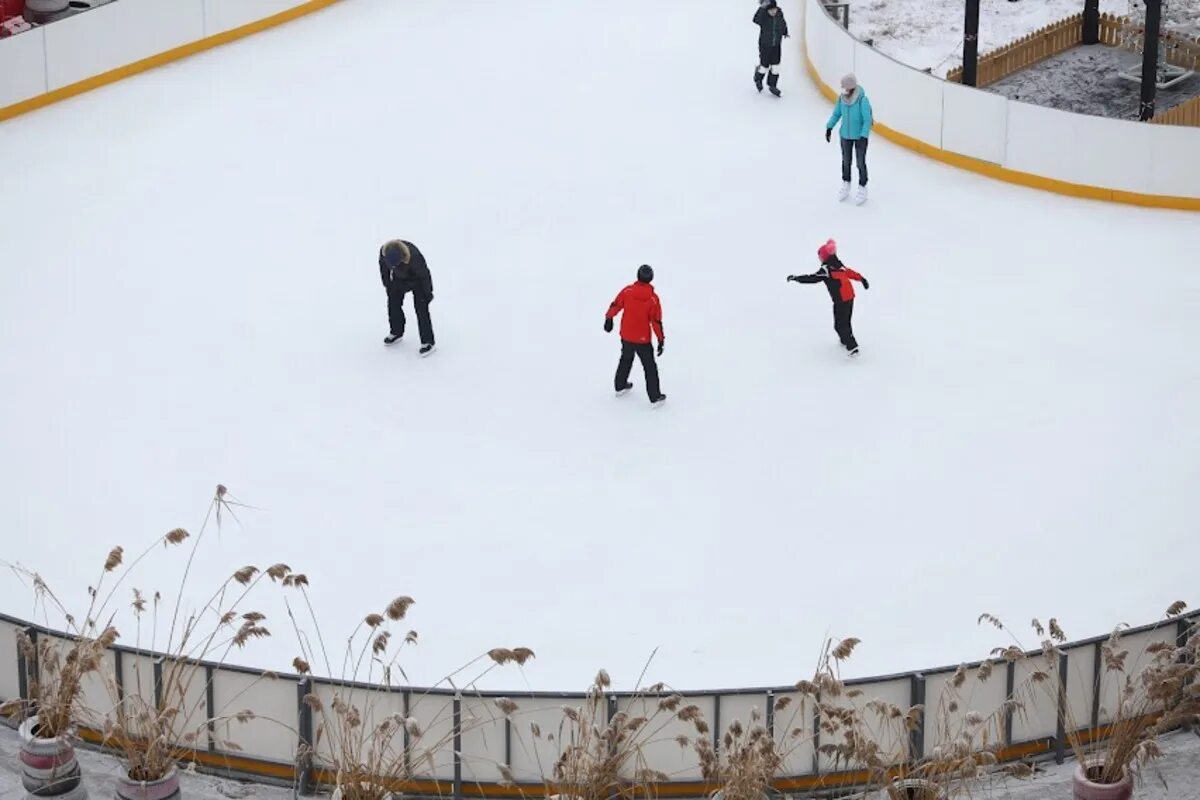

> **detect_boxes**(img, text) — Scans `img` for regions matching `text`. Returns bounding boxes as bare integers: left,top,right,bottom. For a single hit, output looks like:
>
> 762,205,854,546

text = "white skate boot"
837,182,851,202
854,185,868,206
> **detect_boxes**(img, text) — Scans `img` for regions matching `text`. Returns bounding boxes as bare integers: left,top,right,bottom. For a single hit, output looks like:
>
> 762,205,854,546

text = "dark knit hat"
637,264,654,283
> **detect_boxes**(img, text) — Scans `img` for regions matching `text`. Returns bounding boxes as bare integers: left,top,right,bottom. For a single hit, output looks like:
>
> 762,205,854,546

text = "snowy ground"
988,44,1200,118
1,722,1198,798
848,0,1200,77
1,0,1199,696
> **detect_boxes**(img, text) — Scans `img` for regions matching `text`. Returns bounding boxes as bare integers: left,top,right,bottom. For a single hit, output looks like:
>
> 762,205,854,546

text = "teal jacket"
827,89,873,140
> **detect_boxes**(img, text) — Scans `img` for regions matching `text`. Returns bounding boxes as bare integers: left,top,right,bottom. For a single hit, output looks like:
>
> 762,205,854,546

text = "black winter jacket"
379,241,434,301
753,7,789,49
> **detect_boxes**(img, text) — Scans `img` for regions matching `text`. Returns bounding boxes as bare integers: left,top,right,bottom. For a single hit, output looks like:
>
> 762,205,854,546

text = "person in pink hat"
786,239,870,357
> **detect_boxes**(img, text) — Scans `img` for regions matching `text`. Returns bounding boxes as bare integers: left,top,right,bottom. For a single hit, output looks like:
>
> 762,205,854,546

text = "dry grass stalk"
286,582,534,800
980,602,1200,788
98,486,283,781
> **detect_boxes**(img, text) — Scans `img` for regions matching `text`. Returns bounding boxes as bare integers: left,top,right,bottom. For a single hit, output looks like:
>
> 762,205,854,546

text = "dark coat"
379,241,433,301
753,7,789,50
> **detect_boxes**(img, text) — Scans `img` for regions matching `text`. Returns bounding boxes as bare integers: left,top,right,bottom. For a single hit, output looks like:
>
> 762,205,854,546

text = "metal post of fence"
909,674,926,761
1054,652,1069,765
503,714,512,768
452,693,463,800
765,690,775,737
1004,661,1016,747
712,693,721,754
1179,618,1194,732
402,690,411,776
114,649,125,704
1091,640,1102,730
1083,0,1101,44
297,678,314,796
153,658,164,710
1139,0,1163,120
962,0,981,86
811,693,821,776
205,665,216,754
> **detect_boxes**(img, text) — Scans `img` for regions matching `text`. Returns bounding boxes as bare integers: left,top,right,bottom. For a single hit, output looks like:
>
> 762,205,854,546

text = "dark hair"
637,264,654,283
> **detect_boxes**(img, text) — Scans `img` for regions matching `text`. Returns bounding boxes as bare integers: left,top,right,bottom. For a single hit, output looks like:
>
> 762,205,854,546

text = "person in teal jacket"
825,73,873,205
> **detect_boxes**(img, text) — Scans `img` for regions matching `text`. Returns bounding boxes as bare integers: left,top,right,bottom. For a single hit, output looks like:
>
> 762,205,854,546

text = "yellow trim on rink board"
0,0,342,122
799,21,1200,210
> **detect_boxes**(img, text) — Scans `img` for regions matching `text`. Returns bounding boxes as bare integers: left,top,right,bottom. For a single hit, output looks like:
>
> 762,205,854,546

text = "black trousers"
387,288,435,345
833,300,857,351
840,137,869,186
615,340,662,400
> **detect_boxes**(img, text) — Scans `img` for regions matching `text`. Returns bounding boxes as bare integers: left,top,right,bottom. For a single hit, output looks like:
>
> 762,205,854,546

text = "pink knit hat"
817,239,837,262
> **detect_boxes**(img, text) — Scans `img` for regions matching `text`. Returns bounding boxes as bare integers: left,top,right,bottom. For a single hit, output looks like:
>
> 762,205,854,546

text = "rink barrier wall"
0,610,1196,798
801,0,1200,210
0,0,342,122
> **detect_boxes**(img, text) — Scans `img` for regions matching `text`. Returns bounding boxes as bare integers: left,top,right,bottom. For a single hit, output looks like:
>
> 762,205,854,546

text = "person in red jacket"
604,265,667,406
787,239,869,357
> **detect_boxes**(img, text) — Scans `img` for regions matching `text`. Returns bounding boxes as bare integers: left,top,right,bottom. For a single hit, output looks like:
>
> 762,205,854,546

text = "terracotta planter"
1073,763,1133,800
115,767,181,800
18,716,88,800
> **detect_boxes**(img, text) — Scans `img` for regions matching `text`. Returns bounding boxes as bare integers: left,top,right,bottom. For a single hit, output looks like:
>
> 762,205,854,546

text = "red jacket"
606,282,664,345
828,266,865,302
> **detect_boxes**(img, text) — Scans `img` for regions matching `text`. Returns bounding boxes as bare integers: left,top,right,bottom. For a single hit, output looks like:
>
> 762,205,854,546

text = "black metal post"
205,665,216,753
811,694,821,776
153,658,164,710
1139,0,1163,120
297,678,314,796
113,649,125,704
452,693,463,800
1004,661,1016,747
1083,0,1101,44
1178,618,1194,732
765,690,775,737
402,691,411,776
1091,640,1103,730
1054,653,1069,765
712,694,721,754
503,714,512,768
962,0,982,86
16,627,37,715
909,674,926,761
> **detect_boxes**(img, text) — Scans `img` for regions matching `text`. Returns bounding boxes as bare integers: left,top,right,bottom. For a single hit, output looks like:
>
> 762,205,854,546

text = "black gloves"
657,340,665,357
604,317,613,333
786,275,798,282
861,279,870,290
825,128,832,143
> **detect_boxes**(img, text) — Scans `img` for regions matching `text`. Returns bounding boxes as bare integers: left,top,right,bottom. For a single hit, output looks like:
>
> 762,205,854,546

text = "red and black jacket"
606,281,664,345
792,256,865,303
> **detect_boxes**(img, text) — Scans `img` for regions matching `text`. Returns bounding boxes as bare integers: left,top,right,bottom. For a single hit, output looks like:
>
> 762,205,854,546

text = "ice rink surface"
1,0,1198,690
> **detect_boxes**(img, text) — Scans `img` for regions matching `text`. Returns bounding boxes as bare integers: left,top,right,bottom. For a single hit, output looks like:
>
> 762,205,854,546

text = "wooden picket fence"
1152,94,1200,126
946,12,1200,87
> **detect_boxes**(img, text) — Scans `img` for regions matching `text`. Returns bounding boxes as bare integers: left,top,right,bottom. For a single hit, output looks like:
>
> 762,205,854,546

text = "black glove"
657,340,665,357
786,275,798,282
825,128,832,143
604,317,613,333
861,279,870,290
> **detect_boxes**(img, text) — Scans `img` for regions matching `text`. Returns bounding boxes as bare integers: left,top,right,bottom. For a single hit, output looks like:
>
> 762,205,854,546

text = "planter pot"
886,779,945,800
115,767,181,800
331,786,393,800
19,716,88,800
1073,763,1133,800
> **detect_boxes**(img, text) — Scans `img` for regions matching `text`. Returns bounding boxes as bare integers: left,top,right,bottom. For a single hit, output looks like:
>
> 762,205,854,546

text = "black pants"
615,340,662,401
833,300,857,351
840,137,869,186
387,288,435,345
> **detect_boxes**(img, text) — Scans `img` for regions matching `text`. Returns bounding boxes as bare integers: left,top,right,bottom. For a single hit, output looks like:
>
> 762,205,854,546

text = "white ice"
1,0,1198,693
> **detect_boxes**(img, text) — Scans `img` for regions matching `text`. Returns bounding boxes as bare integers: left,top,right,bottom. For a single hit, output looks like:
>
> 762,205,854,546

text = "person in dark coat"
753,0,789,97
786,239,869,357
379,240,436,356
604,265,667,406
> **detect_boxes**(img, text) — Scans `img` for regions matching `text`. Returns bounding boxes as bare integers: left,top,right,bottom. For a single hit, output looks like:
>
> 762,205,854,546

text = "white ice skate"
837,182,851,202
854,185,868,206
847,347,861,358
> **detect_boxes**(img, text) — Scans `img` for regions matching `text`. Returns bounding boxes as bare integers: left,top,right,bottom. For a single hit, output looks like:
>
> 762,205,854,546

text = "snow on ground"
1,0,1199,695
988,44,1200,118
848,0,1199,77
2,722,1199,798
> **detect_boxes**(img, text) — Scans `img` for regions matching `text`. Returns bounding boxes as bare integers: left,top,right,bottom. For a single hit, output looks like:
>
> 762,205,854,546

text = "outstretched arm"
787,272,825,284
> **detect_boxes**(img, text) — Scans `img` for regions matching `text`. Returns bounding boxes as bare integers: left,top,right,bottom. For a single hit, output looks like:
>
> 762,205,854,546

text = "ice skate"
419,343,436,357
651,394,668,408
854,185,868,206
384,333,402,345
847,347,860,358
767,73,781,98
837,182,851,202
616,383,633,397
754,69,764,93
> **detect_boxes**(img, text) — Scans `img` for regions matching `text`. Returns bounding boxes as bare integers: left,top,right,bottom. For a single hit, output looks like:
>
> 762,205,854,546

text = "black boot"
767,72,781,97
754,69,764,93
